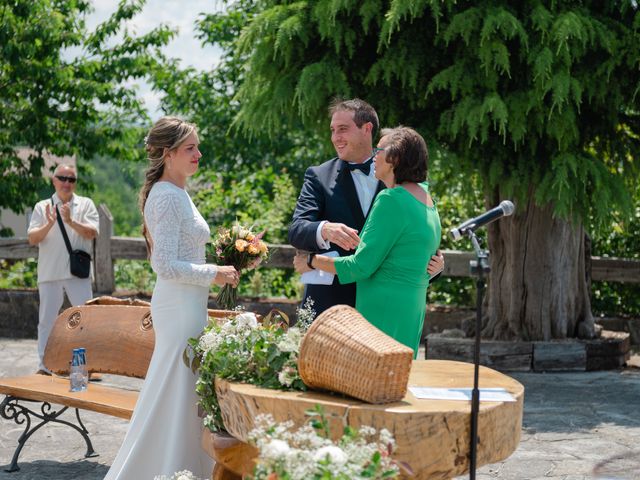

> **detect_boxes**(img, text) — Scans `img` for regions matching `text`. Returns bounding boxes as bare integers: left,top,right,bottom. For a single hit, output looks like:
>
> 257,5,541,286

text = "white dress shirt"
28,193,99,283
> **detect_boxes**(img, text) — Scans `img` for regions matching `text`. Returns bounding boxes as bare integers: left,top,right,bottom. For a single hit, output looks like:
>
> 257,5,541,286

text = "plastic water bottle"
69,349,85,392
77,348,89,390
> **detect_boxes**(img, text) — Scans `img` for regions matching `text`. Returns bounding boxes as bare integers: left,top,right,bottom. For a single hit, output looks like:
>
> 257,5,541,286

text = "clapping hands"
58,203,73,224
44,204,57,226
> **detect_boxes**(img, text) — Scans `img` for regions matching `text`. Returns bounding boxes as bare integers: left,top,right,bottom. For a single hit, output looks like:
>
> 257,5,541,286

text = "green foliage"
193,167,297,244
205,0,640,318
3,0,636,318
154,3,329,182
89,156,144,236
0,259,37,288
592,282,640,317
225,0,639,230
589,188,640,316
193,169,301,300
424,145,484,307
0,0,173,214
242,268,301,299
114,259,156,293
185,312,306,431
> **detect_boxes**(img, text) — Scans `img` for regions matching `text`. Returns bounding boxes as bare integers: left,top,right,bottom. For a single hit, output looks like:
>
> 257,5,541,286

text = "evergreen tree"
225,0,640,340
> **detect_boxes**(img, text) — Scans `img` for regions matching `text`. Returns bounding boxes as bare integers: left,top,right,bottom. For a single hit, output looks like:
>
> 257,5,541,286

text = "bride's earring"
163,148,172,170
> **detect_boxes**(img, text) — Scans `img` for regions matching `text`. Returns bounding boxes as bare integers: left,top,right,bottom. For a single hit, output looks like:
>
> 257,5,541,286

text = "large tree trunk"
482,188,595,341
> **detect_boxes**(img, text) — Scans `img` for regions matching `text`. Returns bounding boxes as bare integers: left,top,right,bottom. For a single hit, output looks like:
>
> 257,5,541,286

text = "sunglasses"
55,175,77,184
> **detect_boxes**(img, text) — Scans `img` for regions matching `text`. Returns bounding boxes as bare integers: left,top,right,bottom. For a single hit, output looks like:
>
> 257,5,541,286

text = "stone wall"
0,289,41,338
0,289,300,339
0,288,465,340
2,289,637,353
426,330,631,371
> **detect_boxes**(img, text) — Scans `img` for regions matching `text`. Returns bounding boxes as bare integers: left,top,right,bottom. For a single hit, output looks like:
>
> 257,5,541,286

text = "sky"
85,0,223,117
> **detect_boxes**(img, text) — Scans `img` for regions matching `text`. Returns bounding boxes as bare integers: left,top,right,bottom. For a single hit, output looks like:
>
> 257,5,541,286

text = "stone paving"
0,338,639,480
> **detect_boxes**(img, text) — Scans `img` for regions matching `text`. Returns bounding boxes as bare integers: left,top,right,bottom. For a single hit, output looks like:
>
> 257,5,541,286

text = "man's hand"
28,205,57,246
44,204,57,226
58,203,73,225
321,222,360,251
427,249,445,276
56,202,98,240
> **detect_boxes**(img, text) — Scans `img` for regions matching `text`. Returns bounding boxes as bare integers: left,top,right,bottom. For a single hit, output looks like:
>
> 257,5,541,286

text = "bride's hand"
213,265,240,287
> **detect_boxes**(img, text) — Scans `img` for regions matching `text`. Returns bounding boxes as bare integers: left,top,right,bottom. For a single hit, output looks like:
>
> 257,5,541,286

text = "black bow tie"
346,158,372,176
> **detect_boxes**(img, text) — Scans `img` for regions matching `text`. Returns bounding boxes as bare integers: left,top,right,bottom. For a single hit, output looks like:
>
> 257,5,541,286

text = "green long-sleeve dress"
333,182,441,357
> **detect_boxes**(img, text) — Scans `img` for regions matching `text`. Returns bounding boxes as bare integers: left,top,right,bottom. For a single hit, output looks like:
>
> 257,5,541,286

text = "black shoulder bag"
53,201,92,279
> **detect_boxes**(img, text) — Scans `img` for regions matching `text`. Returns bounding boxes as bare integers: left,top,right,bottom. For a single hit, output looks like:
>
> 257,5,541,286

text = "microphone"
449,200,515,241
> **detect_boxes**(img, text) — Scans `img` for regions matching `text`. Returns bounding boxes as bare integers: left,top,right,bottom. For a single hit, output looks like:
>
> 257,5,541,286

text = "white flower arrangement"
247,407,406,480
235,311,259,329
295,297,317,331
160,405,405,480
185,307,315,432
276,326,303,352
154,470,201,480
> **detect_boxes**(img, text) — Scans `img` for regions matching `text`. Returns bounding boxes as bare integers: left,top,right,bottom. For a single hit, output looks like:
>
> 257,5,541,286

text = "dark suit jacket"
288,158,385,315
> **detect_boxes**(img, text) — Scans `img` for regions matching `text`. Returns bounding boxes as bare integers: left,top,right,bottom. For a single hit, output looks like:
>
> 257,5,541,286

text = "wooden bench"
0,299,236,473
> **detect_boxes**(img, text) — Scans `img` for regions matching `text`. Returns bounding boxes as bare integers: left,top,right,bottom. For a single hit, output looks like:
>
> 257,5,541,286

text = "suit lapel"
336,162,366,229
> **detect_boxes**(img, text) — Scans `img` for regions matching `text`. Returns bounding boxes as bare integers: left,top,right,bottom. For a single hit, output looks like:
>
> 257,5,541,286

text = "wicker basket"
298,304,413,403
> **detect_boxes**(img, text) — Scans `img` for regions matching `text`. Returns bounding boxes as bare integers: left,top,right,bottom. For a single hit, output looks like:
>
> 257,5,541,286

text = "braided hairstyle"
138,116,197,254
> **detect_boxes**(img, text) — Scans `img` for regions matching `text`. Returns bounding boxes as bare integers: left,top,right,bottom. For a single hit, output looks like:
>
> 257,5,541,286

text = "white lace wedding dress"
105,181,216,479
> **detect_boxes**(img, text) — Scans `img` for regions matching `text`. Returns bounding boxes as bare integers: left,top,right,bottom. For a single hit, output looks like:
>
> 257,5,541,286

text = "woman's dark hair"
379,126,428,184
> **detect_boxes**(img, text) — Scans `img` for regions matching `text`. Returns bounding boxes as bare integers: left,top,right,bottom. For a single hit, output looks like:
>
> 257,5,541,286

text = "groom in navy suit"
288,98,444,315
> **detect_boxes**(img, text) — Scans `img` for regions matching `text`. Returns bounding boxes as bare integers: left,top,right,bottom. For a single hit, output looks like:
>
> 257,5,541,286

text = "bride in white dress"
105,117,239,479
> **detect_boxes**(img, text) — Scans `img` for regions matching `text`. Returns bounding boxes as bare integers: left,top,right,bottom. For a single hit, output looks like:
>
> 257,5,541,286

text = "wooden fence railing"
1,204,638,294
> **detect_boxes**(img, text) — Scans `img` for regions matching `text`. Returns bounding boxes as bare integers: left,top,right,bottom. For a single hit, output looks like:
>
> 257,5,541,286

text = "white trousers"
37,278,92,371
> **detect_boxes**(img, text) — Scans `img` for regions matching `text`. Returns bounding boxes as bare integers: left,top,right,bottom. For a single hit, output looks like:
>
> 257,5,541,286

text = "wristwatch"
306,253,316,270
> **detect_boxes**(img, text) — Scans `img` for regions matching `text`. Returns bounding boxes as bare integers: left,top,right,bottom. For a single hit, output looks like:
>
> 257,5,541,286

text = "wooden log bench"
0,300,236,473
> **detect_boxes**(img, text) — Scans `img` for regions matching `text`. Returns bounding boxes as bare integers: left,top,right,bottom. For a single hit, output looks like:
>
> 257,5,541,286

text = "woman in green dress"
294,127,441,357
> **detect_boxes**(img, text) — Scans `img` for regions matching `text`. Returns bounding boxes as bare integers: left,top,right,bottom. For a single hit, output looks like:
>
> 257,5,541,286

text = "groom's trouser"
37,278,92,371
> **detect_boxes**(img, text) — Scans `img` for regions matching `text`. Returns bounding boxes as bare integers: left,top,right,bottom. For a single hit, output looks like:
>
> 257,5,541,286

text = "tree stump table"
201,359,524,480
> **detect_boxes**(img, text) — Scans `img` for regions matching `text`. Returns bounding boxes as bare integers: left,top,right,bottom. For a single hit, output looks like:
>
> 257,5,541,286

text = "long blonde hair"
139,116,197,254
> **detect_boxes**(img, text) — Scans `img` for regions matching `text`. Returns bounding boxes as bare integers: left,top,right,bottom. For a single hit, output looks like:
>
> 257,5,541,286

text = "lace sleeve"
145,188,217,287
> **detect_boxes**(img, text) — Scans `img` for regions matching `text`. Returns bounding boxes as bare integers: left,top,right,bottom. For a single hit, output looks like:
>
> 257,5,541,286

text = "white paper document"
300,251,340,285
409,387,516,402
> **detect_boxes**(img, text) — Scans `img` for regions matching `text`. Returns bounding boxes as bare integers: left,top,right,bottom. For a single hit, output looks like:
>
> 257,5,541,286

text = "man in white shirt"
288,98,444,315
28,164,99,374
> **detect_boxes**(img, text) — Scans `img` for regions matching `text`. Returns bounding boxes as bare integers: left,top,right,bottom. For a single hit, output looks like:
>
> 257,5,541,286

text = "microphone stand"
466,229,490,480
